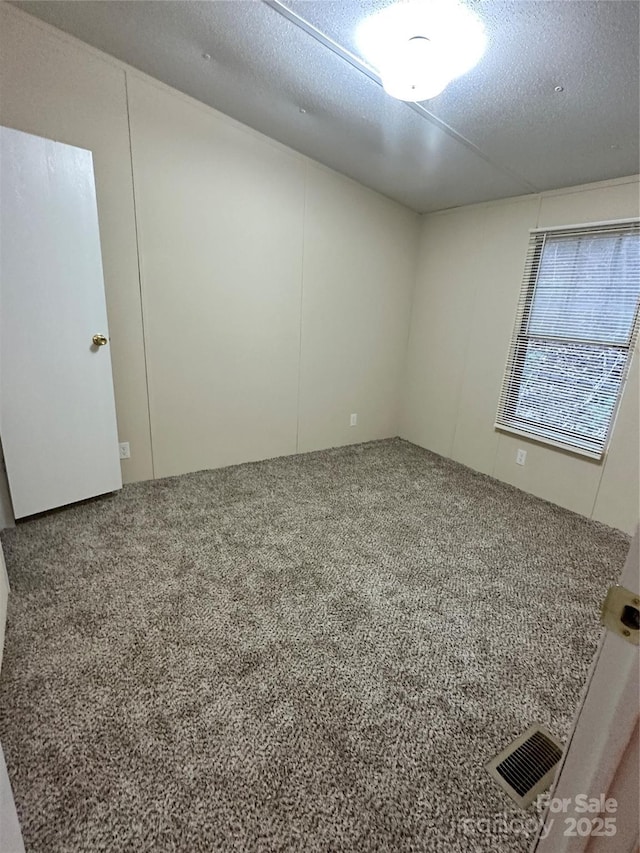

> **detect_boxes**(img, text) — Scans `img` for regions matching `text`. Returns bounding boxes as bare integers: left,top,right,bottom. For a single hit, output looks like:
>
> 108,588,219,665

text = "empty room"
0,1,638,851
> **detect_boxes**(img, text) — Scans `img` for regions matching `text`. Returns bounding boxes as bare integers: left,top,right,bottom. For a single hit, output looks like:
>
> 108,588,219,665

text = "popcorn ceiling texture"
0,439,629,852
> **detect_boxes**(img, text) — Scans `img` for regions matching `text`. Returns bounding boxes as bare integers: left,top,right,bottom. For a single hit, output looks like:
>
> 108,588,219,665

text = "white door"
0,126,122,518
532,528,639,852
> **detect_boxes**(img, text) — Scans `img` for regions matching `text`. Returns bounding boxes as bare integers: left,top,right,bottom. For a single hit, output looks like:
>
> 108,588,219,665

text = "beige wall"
298,164,417,453
0,4,419,488
127,75,305,477
402,176,640,534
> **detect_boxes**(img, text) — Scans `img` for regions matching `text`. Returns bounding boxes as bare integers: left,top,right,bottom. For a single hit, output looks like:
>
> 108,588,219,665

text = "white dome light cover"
356,1,487,102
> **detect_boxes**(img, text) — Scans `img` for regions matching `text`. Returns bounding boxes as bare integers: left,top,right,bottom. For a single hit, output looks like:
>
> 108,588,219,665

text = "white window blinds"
495,220,640,459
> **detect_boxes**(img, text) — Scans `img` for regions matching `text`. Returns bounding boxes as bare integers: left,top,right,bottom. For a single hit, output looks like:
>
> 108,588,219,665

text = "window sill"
494,422,605,462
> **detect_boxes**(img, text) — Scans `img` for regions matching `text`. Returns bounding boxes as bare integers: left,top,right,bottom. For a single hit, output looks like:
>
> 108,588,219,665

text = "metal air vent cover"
486,724,563,808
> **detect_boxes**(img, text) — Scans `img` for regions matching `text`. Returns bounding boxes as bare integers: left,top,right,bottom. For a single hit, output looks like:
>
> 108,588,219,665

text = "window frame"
495,219,640,461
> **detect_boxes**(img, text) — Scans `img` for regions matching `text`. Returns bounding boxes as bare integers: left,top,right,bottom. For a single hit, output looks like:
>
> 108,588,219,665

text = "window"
496,220,640,459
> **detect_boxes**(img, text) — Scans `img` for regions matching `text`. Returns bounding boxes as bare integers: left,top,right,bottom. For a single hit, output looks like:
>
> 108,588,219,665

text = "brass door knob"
92,334,108,347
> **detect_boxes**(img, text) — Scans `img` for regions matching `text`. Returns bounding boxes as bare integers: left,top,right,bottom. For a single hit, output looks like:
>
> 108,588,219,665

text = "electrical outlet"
119,442,130,460
516,448,527,466
350,413,358,427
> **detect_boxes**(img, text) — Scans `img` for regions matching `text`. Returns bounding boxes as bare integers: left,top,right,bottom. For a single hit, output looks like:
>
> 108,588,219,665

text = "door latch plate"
601,585,640,645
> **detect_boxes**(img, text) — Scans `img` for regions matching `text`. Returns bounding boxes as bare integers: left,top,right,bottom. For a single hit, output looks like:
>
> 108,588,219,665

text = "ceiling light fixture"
356,1,486,102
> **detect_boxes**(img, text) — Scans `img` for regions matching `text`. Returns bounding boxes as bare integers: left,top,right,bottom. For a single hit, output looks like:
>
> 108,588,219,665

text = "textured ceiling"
12,0,640,213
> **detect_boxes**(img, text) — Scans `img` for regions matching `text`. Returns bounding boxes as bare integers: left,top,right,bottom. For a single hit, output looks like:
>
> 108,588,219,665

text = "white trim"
425,176,640,218
529,217,640,235
494,424,604,461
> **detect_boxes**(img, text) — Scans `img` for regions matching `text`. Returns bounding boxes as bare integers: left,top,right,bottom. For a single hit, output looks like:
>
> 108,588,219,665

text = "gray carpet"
0,438,629,852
